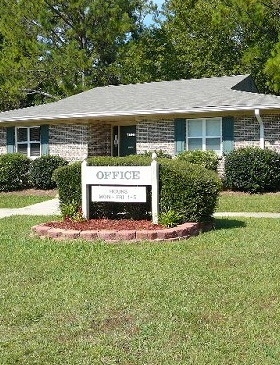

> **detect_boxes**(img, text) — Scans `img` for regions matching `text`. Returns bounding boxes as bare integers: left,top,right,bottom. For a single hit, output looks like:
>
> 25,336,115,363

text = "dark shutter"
6,127,15,153
40,125,49,156
175,118,186,154
222,117,234,153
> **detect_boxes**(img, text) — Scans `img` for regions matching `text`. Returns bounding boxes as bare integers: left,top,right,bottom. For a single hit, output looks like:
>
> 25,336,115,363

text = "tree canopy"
0,0,153,110
1,0,280,111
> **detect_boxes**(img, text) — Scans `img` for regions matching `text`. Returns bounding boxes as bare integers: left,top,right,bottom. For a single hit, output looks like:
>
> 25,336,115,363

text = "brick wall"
136,120,175,156
234,114,280,153
49,124,89,161
263,115,280,152
234,116,260,149
88,123,111,156
0,127,7,154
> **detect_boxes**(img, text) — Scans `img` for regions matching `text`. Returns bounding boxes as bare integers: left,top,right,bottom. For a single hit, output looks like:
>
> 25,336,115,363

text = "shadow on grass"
214,218,247,230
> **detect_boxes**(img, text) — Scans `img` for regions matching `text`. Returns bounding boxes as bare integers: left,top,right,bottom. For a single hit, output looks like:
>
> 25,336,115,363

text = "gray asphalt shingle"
1,74,280,123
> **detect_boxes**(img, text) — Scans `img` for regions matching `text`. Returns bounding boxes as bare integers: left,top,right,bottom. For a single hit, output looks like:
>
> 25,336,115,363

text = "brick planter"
31,221,213,243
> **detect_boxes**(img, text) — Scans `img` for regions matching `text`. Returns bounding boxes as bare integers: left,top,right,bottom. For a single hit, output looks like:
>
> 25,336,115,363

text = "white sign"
82,166,151,186
81,154,159,223
91,186,146,202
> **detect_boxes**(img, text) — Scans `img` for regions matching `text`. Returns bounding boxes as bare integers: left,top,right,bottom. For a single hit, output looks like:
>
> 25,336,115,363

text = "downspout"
255,109,265,149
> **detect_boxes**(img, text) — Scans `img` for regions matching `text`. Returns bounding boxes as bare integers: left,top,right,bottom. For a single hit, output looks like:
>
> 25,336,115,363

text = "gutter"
255,109,265,149
0,105,280,125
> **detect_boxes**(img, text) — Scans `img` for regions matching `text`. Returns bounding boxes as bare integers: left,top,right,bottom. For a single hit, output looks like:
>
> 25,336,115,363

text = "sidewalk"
0,198,279,219
0,198,61,219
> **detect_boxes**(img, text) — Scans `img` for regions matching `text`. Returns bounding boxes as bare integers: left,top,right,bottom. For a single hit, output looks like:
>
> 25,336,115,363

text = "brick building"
1,74,280,161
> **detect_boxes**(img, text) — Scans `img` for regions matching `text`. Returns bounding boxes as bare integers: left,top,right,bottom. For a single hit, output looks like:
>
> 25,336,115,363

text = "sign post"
81,155,159,224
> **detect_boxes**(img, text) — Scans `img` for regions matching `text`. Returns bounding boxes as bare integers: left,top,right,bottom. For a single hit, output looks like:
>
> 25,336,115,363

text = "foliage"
0,0,154,111
52,162,82,211
1,0,280,111
160,159,222,222
60,200,85,222
140,149,172,159
0,153,31,191
176,150,219,171
54,155,221,222
29,155,68,190
159,209,184,227
224,147,280,193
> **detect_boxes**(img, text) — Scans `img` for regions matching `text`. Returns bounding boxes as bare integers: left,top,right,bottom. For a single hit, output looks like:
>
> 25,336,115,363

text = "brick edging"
31,221,213,242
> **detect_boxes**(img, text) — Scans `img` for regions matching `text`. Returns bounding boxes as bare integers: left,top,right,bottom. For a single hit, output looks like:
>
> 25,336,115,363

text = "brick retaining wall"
31,221,213,243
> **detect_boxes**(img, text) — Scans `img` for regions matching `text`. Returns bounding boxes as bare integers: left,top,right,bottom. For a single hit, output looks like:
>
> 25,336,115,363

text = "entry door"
113,125,136,157
120,125,136,156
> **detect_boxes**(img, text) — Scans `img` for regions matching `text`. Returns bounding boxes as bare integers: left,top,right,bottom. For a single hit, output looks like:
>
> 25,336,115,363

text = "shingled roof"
1,74,280,125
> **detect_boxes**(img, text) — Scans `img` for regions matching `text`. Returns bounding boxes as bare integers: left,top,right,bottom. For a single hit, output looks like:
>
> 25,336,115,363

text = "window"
186,117,222,154
15,127,41,158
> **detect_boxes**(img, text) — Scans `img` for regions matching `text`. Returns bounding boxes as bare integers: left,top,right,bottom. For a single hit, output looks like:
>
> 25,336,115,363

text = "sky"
144,0,165,25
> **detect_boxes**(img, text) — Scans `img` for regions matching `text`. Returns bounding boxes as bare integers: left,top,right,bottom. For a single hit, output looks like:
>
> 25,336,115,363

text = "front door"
113,125,136,157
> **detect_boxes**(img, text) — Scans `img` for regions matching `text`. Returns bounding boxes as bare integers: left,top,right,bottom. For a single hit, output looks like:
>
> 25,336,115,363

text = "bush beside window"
0,153,31,191
176,150,219,171
224,147,280,193
29,155,68,190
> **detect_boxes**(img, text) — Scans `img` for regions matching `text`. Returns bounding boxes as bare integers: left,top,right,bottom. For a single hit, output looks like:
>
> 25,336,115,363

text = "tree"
0,0,154,111
119,0,280,93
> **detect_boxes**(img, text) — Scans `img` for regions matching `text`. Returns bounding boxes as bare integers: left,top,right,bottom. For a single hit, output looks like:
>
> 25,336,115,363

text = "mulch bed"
45,218,166,231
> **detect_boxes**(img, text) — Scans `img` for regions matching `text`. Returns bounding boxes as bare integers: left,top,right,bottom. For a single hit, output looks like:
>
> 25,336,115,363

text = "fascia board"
1,105,280,124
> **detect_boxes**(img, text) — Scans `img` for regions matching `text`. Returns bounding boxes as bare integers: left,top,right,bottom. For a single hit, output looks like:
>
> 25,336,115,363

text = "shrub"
141,150,172,159
0,153,31,191
53,155,221,223
224,147,280,193
176,150,219,171
159,209,184,227
160,159,222,222
52,162,82,209
30,155,68,190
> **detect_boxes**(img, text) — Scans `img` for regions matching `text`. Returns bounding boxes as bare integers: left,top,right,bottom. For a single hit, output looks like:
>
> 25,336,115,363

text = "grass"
217,191,280,213
0,190,57,208
0,215,280,364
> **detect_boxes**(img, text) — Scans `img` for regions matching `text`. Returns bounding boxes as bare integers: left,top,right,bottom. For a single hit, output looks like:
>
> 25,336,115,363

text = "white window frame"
15,126,41,158
186,117,222,155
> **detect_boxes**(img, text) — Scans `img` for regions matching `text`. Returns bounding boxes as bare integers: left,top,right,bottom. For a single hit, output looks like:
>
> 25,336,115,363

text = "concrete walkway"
0,198,279,219
0,198,61,219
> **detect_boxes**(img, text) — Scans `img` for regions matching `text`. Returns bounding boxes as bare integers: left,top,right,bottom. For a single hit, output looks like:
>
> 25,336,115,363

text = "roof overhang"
1,105,280,127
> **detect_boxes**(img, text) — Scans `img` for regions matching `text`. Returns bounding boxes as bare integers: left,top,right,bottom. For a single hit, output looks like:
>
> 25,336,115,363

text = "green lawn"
0,190,57,208
217,191,280,212
0,215,280,364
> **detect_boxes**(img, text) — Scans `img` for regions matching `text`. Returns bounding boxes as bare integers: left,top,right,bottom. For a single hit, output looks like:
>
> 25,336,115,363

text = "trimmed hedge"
224,147,280,193
53,162,82,206
176,150,219,171
54,155,221,222
159,159,221,222
30,155,68,190
0,153,31,191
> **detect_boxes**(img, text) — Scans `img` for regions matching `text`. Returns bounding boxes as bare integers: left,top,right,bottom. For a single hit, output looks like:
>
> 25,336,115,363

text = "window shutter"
222,117,234,153
175,118,186,154
40,125,49,156
6,127,15,153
